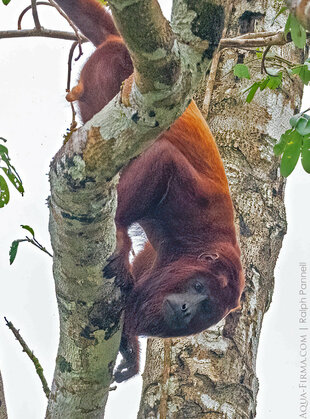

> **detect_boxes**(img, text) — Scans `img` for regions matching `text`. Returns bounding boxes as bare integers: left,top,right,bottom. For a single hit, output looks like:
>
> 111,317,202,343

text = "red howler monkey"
55,0,244,383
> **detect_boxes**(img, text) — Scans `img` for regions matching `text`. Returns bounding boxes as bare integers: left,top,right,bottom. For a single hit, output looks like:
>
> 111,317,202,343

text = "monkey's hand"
103,252,134,292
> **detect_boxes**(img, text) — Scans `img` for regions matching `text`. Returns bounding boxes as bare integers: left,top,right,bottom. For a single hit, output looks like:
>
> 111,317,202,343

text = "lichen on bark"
138,1,304,418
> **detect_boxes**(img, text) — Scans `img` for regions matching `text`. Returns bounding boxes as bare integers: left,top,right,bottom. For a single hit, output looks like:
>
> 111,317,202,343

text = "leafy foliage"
2,0,11,5
0,175,10,208
271,6,288,26
242,70,283,103
21,224,35,237
0,137,24,208
9,225,52,264
274,112,310,177
290,59,310,85
9,240,24,265
234,64,251,80
285,13,307,49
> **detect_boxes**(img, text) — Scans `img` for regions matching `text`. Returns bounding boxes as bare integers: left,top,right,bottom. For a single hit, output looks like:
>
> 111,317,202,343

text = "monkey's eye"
194,281,204,293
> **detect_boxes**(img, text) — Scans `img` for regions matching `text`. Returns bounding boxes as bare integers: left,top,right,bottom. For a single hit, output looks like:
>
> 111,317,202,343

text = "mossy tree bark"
138,2,304,418
45,0,226,417
0,372,7,419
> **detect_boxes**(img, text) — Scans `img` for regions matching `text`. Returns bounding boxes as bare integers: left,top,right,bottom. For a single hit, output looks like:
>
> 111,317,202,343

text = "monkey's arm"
113,328,140,383
115,140,176,228
103,140,176,287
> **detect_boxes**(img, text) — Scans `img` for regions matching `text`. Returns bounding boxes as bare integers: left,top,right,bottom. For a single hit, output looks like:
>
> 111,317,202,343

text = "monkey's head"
128,243,244,338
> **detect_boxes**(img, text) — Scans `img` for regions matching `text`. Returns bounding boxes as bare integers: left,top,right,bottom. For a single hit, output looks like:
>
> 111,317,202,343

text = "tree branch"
4,317,50,399
46,0,224,416
109,0,177,93
18,2,51,30
204,1,234,116
220,30,289,49
0,27,291,50
31,0,42,30
0,28,88,41
0,371,7,419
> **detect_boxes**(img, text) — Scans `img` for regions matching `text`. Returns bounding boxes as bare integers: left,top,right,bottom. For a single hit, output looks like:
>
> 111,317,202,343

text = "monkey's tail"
54,0,119,46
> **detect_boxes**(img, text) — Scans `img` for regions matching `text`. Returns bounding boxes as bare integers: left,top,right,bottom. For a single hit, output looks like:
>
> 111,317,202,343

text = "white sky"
0,1,309,418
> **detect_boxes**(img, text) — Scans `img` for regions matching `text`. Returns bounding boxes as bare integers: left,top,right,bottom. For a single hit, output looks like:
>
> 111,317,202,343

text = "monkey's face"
129,254,243,338
160,275,229,337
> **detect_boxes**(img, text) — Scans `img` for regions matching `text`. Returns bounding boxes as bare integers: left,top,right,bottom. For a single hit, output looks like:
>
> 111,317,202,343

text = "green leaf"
291,64,310,85
0,144,9,156
259,77,269,91
0,144,10,168
290,14,307,48
2,167,24,195
271,6,288,26
290,112,310,128
9,240,22,265
290,114,300,127
295,116,310,136
266,73,282,89
2,0,11,4
301,137,310,173
284,13,291,38
0,175,10,207
21,225,35,237
274,129,292,156
246,82,259,103
234,64,251,79
256,49,263,59
280,130,302,177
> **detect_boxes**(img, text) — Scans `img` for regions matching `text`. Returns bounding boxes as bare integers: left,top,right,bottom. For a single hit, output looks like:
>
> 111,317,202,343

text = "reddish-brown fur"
55,0,133,121
55,0,244,383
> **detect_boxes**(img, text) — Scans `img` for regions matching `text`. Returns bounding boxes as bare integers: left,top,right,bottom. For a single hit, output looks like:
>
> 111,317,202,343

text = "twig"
31,0,42,30
67,41,83,92
67,41,77,92
220,30,288,49
16,0,86,52
273,54,299,67
203,1,234,116
65,41,80,136
0,28,88,41
0,24,305,54
301,107,310,114
70,103,78,130
261,45,272,75
4,317,50,399
62,102,79,143
18,2,51,30
25,236,53,257
48,0,84,49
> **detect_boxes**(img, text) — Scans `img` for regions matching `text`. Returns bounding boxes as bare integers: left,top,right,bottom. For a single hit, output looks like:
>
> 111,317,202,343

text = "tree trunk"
138,2,304,418
0,372,7,419
45,1,223,416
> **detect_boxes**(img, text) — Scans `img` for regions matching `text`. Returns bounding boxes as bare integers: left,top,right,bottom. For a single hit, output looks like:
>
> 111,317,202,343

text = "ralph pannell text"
299,262,308,418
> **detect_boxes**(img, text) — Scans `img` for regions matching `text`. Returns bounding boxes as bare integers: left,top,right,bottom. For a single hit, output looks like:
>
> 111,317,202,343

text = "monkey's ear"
198,252,230,287
197,253,219,262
